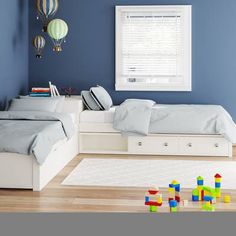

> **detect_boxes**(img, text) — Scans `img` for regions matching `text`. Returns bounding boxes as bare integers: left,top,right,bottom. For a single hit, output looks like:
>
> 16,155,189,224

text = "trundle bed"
0,97,82,191
79,104,233,158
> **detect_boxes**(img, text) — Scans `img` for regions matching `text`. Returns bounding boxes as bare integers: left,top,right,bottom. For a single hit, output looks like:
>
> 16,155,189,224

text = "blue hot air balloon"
36,0,59,32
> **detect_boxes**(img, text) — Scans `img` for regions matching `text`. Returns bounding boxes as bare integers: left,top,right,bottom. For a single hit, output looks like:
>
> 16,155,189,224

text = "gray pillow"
19,96,65,112
81,91,101,111
8,98,59,112
90,86,113,111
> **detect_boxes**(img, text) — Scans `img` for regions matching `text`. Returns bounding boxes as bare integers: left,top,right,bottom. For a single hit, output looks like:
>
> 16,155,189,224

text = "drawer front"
179,137,230,156
128,136,178,155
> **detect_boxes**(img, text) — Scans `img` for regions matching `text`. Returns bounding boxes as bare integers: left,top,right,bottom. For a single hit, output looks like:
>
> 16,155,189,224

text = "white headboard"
62,96,84,114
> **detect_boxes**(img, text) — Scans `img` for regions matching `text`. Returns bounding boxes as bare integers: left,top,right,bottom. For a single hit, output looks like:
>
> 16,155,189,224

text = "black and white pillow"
90,86,113,111
81,91,101,111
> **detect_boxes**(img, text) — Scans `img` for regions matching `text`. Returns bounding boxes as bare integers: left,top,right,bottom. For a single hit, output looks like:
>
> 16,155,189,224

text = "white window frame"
115,5,192,91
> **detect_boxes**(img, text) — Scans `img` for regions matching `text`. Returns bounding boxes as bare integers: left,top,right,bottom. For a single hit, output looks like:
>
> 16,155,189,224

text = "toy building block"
145,195,149,204
197,176,204,186
150,205,157,212
148,187,159,195
214,174,222,198
215,189,221,198
224,195,231,203
192,189,199,202
202,201,215,212
169,200,178,212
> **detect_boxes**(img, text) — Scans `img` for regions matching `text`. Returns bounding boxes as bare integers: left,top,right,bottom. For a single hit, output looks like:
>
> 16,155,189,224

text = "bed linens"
0,111,75,164
113,100,236,143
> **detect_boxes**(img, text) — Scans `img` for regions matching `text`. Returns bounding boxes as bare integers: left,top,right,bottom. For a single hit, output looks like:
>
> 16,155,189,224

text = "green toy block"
197,176,204,181
202,186,216,197
170,207,177,212
150,205,157,213
192,189,199,195
202,203,215,212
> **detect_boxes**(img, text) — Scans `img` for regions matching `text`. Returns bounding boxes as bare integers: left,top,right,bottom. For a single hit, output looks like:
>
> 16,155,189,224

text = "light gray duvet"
113,100,236,143
0,111,75,164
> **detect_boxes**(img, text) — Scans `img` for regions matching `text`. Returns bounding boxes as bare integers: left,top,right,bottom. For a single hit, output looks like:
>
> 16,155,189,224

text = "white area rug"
62,158,236,189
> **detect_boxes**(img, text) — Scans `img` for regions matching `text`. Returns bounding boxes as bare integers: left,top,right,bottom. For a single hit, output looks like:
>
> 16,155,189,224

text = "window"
115,5,192,91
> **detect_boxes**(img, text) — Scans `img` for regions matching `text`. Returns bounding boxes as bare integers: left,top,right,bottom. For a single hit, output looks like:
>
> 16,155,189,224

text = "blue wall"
29,0,236,119
0,0,28,110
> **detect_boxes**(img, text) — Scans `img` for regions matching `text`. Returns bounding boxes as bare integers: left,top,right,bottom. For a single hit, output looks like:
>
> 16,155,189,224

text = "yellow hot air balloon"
33,35,46,58
36,0,59,32
47,19,68,52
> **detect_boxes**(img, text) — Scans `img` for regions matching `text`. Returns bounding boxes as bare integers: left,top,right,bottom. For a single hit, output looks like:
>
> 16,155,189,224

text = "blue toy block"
169,184,173,188
145,196,149,202
204,196,213,201
169,200,177,207
215,182,221,188
197,180,204,186
192,195,199,202
175,185,180,192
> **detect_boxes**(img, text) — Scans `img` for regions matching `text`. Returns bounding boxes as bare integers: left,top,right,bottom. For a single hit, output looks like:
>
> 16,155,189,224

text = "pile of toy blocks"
168,180,181,203
145,187,163,213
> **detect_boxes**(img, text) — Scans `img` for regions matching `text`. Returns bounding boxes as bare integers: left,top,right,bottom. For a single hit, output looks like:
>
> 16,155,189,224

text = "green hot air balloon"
47,19,68,52
36,0,59,32
33,35,46,58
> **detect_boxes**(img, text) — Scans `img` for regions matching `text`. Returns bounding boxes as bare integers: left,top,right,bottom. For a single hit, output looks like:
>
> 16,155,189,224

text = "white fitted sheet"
80,107,116,123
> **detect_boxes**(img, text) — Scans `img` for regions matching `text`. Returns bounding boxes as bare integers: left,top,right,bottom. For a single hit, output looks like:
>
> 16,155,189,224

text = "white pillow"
19,96,65,112
8,98,59,112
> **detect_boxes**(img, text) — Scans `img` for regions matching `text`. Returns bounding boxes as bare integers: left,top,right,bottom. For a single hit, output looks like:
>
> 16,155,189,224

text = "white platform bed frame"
0,97,82,191
79,105,233,158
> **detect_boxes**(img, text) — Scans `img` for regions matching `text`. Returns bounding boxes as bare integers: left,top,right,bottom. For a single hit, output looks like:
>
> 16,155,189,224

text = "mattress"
80,107,116,123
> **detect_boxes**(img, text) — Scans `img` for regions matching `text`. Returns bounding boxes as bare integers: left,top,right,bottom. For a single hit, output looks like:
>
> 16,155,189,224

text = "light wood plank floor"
1,151,236,212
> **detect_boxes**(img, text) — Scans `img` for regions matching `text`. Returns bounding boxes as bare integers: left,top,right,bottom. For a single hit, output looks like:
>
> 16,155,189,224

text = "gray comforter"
0,111,75,164
113,100,236,143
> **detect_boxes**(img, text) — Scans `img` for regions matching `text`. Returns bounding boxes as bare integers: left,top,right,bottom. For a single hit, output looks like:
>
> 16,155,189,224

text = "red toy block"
201,190,204,201
148,190,158,195
175,196,180,202
145,201,162,207
168,198,174,202
214,173,222,178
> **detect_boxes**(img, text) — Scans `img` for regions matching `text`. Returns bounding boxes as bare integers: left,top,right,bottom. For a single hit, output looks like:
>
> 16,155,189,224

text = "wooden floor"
1,151,236,212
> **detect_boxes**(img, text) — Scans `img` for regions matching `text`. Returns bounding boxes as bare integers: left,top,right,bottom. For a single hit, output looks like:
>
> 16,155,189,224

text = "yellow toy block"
172,180,179,185
169,187,175,194
216,192,221,198
224,195,231,203
197,186,203,191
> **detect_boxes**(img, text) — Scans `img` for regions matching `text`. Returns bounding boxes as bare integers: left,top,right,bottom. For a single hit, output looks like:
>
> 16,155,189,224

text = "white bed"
79,105,233,158
0,97,82,191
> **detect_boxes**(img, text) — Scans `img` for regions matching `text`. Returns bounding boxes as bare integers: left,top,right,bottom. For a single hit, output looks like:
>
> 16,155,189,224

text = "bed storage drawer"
80,133,128,153
179,137,230,156
128,136,178,155
79,132,232,157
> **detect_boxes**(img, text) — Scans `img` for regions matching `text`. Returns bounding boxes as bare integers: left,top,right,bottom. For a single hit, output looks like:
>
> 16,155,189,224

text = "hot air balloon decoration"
47,19,68,52
36,0,59,32
33,35,46,58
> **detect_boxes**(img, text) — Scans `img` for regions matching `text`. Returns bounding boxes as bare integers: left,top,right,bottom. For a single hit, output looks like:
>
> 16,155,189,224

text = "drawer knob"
188,143,192,147
138,142,142,146
164,142,168,147
215,143,219,148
